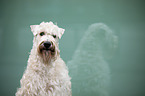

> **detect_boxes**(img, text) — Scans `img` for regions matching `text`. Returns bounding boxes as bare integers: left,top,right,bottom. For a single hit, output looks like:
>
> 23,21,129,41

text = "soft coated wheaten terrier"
16,22,71,96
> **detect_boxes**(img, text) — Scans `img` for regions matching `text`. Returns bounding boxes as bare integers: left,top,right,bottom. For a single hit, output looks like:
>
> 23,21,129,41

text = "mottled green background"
0,0,145,96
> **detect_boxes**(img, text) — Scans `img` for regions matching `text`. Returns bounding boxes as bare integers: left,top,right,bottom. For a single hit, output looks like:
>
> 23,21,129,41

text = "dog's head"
30,22,64,63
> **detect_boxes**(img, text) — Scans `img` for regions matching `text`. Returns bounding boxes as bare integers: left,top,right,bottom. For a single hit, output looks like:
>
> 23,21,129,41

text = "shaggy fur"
16,22,71,96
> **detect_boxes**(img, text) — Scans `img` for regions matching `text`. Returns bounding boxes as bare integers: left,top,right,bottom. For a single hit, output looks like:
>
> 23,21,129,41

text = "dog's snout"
44,41,51,49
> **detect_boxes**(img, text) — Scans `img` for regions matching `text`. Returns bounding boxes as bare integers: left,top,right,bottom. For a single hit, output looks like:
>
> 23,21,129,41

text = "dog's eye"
40,32,45,36
52,35,56,38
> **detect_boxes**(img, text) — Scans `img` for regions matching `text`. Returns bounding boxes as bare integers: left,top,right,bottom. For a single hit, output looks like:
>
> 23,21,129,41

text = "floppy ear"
30,25,39,36
58,28,65,39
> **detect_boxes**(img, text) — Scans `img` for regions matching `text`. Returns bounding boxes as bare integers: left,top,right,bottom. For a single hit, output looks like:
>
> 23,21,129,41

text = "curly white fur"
16,22,71,96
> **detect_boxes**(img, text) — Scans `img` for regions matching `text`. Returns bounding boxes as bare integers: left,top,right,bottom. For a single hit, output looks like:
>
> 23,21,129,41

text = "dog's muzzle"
38,41,55,56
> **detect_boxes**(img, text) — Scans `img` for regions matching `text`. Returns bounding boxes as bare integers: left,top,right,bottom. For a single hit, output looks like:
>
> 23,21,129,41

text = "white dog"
16,22,71,96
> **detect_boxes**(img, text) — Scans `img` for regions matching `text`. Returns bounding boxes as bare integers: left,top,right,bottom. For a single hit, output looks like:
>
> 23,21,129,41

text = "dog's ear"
30,25,39,36
58,28,65,39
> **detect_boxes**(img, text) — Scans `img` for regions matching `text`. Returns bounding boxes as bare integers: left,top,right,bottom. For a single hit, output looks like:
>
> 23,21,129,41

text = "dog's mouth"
41,47,55,52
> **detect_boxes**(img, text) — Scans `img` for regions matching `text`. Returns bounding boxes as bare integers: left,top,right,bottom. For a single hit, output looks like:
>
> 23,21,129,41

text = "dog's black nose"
44,41,51,49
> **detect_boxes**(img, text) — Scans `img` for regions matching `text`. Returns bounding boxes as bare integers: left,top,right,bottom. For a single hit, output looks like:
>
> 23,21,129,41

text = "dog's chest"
34,65,67,94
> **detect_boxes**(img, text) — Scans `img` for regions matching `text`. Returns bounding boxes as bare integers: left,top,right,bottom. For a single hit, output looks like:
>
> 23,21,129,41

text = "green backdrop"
0,0,145,96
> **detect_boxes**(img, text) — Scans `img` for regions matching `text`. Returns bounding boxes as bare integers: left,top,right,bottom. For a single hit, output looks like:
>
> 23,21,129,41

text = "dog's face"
30,22,64,62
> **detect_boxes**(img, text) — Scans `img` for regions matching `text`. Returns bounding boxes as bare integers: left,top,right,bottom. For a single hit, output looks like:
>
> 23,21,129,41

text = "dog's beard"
38,44,56,63
42,50,52,63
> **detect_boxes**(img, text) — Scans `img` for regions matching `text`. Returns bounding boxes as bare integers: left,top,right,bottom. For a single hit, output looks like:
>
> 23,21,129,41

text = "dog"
16,22,71,96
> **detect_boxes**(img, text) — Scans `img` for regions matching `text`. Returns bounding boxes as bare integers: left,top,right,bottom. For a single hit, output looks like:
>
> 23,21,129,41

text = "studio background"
0,0,145,96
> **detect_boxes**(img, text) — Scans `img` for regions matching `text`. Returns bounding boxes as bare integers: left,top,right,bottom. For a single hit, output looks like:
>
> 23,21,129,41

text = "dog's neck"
27,50,66,77
28,48,60,67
